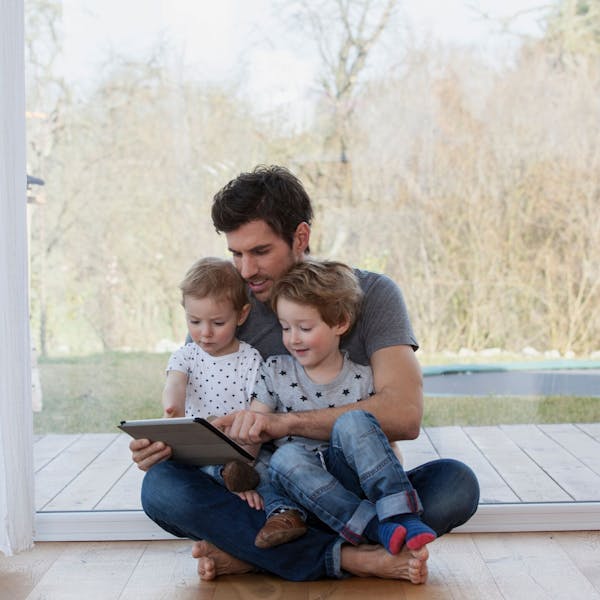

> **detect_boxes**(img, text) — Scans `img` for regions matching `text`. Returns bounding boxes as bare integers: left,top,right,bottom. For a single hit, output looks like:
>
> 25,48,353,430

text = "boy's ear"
332,316,351,337
237,303,251,326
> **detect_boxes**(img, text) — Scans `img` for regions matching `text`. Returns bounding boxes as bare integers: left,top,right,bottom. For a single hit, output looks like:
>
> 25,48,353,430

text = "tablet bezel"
118,416,255,465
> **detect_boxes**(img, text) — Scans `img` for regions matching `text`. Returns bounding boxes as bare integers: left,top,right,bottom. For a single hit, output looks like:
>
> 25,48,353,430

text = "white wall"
0,0,35,556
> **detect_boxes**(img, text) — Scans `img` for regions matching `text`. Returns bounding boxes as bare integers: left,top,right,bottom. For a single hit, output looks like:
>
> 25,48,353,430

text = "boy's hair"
179,257,249,312
211,165,314,251
270,260,362,330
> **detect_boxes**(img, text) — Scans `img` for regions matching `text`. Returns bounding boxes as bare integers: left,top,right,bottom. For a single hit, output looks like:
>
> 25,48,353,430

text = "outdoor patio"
33,422,600,540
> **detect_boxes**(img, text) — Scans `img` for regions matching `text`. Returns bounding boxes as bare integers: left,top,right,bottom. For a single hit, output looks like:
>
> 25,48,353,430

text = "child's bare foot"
341,543,429,584
191,540,255,580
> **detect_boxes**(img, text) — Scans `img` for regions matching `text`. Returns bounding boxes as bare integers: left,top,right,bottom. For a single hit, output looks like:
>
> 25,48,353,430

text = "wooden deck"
33,423,600,540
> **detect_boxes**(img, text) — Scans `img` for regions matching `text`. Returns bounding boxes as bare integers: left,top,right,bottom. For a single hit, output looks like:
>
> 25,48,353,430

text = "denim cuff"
265,505,308,521
325,536,346,579
340,499,376,544
376,489,423,520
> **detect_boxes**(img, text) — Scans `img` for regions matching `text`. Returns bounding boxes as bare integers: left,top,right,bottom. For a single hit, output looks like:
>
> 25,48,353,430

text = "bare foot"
191,540,255,580
341,543,429,584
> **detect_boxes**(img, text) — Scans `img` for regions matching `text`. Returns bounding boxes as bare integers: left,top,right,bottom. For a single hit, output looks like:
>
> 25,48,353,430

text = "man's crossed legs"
141,455,479,583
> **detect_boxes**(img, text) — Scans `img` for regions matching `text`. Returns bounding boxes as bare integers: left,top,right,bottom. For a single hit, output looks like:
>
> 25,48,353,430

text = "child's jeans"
202,446,306,520
268,410,423,544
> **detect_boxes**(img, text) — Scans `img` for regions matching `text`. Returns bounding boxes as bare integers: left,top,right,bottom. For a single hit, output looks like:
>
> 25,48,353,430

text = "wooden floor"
2,532,600,599
34,423,600,514
5,425,600,598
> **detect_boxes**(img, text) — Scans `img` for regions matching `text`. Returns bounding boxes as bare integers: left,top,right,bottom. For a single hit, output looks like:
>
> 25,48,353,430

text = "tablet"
118,416,255,466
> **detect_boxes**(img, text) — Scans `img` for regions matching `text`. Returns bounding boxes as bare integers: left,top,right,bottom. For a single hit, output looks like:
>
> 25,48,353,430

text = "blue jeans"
141,423,480,580
201,447,306,519
269,411,424,544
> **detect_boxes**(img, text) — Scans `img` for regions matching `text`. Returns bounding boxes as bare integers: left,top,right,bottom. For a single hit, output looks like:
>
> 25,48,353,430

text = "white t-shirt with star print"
166,340,262,418
251,351,374,450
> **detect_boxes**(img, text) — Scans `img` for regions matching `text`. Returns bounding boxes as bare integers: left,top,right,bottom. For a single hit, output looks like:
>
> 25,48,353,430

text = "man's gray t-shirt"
237,268,418,362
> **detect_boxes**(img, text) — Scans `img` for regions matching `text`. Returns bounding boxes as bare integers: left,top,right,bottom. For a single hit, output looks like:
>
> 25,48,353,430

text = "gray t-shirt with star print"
252,352,374,451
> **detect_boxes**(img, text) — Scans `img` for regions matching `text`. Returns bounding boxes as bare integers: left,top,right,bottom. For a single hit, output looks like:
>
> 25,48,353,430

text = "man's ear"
293,222,311,257
237,303,251,326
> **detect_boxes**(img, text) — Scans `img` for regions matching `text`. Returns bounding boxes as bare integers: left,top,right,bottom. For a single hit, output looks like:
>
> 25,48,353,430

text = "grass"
35,352,169,434
34,351,600,434
423,395,600,426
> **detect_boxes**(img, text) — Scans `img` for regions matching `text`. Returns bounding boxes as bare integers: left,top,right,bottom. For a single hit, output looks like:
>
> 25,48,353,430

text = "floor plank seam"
34,433,83,473
92,463,135,511
504,426,578,503
461,425,524,503
117,541,148,599
38,435,121,512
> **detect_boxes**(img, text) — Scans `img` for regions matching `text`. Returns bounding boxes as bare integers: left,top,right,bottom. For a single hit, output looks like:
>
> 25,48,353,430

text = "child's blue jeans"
269,410,423,544
202,446,305,519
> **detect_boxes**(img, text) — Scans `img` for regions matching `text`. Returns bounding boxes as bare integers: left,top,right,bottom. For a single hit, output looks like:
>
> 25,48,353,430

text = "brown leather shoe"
254,509,307,548
221,460,260,492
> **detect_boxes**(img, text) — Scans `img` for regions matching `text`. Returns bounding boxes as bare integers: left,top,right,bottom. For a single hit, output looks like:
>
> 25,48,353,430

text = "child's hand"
235,490,264,510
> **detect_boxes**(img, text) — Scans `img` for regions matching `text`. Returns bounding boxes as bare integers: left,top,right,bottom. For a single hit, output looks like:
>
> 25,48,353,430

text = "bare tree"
279,0,399,253
25,1,600,357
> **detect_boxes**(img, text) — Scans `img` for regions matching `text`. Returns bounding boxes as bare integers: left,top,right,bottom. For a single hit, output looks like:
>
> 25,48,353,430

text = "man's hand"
130,437,172,471
212,410,288,445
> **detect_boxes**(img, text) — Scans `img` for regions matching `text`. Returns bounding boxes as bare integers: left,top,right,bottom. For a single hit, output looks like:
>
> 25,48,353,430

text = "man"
130,165,479,583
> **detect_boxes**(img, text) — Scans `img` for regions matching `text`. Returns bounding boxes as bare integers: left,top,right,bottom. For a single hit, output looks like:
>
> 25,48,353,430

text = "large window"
27,1,600,508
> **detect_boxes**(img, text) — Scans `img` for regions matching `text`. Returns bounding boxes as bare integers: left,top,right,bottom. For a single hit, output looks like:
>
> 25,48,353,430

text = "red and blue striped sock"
396,515,437,550
377,522,407,554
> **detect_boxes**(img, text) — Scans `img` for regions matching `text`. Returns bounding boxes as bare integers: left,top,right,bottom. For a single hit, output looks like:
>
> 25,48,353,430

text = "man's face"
226,220,307,302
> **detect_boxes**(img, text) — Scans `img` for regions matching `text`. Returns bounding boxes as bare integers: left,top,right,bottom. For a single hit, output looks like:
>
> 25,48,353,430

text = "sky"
58,0,549,116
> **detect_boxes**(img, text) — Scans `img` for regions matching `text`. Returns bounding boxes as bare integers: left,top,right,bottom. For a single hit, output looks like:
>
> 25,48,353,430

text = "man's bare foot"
191,540,255,580
341,543,429,584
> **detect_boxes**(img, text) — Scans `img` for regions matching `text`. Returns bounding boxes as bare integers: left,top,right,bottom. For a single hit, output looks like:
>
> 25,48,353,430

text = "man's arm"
213,345,423,445
359,344,423,440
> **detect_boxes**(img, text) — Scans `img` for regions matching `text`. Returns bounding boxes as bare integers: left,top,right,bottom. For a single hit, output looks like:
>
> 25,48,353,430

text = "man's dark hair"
211,165,314,250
